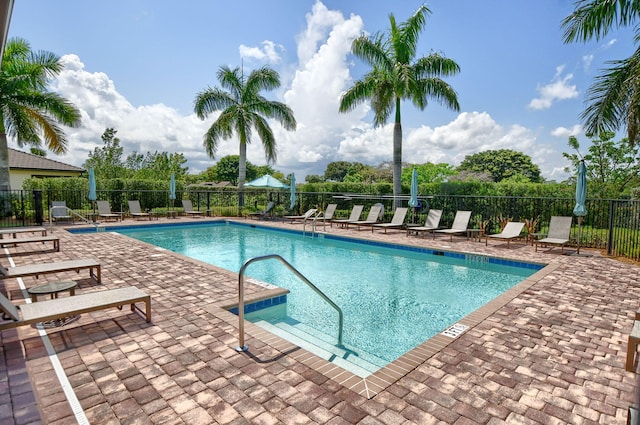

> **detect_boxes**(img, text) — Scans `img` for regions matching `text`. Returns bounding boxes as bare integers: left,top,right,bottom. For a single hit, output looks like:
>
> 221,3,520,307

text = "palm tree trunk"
0,133,10,191
392,103,402,210
237,141,247,214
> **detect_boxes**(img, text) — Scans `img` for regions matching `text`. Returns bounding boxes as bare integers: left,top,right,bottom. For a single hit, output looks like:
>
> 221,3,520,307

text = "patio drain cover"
442,323,469,338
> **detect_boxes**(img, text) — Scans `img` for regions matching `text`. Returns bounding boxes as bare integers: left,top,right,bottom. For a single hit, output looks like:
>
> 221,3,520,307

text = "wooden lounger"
0,259,101,283
0,227,47,239
0,236,60,252
0,286,151,330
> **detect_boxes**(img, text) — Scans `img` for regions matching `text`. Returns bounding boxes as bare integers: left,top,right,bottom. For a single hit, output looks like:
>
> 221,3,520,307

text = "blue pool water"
107,221,542,375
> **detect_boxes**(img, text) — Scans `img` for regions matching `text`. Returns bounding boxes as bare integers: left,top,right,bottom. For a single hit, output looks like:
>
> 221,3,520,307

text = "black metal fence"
1,189,639,261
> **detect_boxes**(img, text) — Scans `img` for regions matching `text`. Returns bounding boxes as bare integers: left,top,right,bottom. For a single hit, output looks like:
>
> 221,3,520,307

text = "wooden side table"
28,281,78,302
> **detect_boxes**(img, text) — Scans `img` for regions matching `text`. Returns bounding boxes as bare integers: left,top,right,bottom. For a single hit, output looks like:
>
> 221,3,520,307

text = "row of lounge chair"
0,226,151,330
281,204,573,251
51,199,205,223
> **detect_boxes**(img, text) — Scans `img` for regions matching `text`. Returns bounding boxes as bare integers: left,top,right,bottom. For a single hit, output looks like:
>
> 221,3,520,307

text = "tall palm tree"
561,0,640,145
0,37,81,190
339,5,460,208
194,65,296,211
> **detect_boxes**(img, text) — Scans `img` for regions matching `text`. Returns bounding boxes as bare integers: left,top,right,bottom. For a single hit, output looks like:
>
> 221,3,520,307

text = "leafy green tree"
561,1,640,145
324,161,354,181
83,128,128,179
339,5,460,207
563,132,640,198
130,152,189,181
194,65,296,208
207,155,274,185
305,174,324,183
0,38,81,190
401,162,457,186
457,149,543,183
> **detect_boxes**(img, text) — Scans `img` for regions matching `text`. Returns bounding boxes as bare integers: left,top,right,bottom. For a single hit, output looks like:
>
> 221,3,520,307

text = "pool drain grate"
441,323,469,338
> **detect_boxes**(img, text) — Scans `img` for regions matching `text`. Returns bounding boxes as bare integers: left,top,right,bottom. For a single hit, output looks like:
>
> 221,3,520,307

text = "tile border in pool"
70,219,545,271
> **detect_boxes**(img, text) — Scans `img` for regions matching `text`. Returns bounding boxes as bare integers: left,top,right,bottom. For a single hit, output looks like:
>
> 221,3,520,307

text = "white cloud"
528,65,579,110
239,40,283,63
582,54,594,71
551,124,582,138
17,1,572,183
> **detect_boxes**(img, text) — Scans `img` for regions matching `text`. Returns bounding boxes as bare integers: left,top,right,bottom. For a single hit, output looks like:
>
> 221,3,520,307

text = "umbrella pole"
576,216,583,254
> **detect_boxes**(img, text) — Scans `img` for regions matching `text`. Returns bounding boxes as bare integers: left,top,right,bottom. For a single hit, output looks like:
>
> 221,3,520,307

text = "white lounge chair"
332,205,364,228
97,201,121,222
372,207,408,233
485,221,525,248
128,200,151,220
0,236,60,252
0,227,47,239
313,204,337,228
283,208,317,224
535,216,572,252
0,286,151,331
407,209,443,237
434,211,472,241
182,200,204,218
0,259,101,283
347,205,383,230
51,201,74,223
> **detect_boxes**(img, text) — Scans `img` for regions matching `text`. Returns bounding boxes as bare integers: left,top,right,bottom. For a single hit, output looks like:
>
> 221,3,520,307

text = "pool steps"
252,317,383,377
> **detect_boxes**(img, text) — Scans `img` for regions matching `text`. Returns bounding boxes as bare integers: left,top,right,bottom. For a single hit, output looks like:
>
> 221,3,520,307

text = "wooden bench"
0,286,151,330
0,259,101,283
0,227,47,239
0,236,60,252
627,320,640,371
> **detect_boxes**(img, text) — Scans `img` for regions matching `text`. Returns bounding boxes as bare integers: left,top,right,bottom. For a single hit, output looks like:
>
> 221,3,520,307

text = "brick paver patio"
0,217,639,424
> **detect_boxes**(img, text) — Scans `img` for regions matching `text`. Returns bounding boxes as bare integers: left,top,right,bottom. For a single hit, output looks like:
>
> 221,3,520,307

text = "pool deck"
1,216,639,424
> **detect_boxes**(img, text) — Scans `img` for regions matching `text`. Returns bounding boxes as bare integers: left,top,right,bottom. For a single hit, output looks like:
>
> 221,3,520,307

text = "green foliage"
563,132,640,198
0,38,82,154
324,161,362,181
205,155,275,185
305,174,324,183
130,152,189,180
401,163,457,185
457,149,543,183
83,128,129,179
562,2,640,145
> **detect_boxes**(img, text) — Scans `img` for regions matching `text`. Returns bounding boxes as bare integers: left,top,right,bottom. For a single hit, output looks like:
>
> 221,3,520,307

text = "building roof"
8,148,85,173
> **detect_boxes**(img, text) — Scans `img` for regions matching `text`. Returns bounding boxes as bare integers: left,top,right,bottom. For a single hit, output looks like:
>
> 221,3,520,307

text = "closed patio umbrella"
408,168,419,223
169,173,176,211
88,168,97,217
289,173,296,210
573,160,587,254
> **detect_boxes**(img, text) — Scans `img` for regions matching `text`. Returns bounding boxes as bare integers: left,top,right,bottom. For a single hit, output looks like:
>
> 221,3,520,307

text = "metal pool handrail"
236,253,344,352
48,205,102,232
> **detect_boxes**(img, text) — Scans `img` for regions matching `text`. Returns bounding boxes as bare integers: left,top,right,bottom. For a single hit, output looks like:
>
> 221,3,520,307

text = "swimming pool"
105,221,543,376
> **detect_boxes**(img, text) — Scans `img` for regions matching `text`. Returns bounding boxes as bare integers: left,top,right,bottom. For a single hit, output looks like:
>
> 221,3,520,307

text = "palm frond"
253,115,277,163
561,0,640,43
581,55,636,138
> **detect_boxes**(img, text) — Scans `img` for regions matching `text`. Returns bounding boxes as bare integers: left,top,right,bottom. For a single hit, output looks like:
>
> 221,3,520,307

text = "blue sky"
8,1,635,182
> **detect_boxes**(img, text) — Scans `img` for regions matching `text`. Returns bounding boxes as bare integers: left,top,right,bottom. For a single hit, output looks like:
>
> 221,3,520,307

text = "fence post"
33,190,43,225
607,200,615,256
